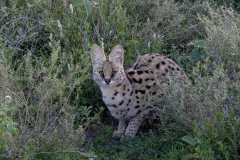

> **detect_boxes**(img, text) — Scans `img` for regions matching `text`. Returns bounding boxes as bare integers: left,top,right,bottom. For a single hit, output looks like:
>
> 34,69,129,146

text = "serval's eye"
98,71,104,77
111,71,117,77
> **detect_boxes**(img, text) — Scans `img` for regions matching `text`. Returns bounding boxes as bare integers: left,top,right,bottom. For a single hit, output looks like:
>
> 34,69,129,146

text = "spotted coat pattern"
91,44,187,139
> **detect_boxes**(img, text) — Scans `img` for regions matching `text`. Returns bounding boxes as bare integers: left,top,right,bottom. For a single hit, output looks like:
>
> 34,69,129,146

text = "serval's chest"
99,80,137,119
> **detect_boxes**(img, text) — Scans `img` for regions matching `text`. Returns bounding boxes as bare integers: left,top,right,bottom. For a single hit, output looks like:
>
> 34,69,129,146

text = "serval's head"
91,44,125,86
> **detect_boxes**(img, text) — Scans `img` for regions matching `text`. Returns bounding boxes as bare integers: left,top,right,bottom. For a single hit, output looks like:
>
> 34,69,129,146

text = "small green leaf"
181,135,197,145
85,2,92,15
0,111,6,116
110,7,117,16
63,155,71,160
189,50,204,59
73,0,84,7
10,127,19,135
2,137,7,145
23,156,29,160
188,39,205,48
182,153,200,160
80,152,97,158
6,107,16,112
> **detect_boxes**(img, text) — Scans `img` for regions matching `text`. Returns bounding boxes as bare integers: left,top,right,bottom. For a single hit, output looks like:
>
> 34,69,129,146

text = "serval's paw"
112,131,124,139
124,132,135,139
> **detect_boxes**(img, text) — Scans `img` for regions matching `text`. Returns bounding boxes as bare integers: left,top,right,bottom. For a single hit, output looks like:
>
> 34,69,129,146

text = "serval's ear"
109,44,124,65
91,44,106,64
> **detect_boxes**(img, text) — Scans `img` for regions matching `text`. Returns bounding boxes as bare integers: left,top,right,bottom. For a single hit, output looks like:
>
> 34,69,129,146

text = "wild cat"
91,44,186,139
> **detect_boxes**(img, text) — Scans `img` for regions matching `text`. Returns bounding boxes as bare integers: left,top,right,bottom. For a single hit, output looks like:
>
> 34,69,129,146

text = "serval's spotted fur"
91,44,186,139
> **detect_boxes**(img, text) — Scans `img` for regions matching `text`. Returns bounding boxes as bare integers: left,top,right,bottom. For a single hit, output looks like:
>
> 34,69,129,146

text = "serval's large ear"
91,44,106,64
109,44,124,65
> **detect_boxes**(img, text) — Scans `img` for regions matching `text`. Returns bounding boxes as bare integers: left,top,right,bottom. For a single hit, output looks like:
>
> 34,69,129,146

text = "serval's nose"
104,78,111,84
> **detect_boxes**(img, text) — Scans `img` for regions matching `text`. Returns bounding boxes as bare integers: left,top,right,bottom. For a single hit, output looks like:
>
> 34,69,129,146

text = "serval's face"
91,44,125,86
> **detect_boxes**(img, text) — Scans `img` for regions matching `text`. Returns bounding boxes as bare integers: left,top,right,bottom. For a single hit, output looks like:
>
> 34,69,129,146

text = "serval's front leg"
112,118,128,139
124,113,145,139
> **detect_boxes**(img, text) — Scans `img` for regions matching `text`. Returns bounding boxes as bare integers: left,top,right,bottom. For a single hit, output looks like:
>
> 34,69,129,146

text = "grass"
0,0,240,159
86,126,193,160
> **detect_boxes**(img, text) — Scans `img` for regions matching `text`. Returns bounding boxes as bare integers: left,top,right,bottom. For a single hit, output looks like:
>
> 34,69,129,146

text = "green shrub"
199,6,240,77
0,95,18,156
195,109,240,159
1,1,98,158
159,5,240,159
209,0,240,12
0,41,93,159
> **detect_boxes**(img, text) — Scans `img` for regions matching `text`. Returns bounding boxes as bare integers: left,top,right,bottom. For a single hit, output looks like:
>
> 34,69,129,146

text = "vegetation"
0,0,239,159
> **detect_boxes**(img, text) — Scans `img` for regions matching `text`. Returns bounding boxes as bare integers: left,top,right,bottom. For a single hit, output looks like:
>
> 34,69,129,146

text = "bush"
0,0,95,157
0,40,95,159
199,6,240,76
159,5,240,159
0,95,18,155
